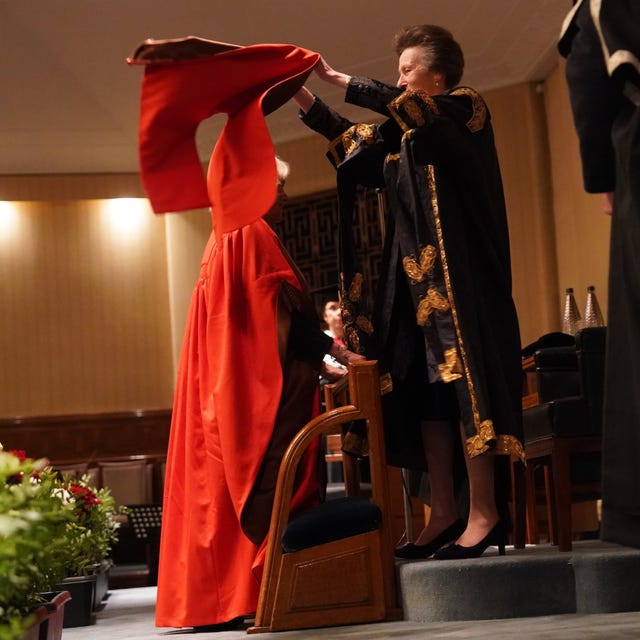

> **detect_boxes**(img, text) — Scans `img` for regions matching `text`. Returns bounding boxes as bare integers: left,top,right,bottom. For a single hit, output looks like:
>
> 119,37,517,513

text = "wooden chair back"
248,360,401,633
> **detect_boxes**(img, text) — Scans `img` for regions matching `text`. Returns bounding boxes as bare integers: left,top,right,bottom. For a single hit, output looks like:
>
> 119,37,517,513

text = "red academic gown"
128,39,326,628
155,219,323,627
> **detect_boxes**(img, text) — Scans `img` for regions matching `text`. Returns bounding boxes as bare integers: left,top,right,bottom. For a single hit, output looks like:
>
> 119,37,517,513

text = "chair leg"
551,443,573,551
543,465,556,544
525,462,540,544
510,458,526,548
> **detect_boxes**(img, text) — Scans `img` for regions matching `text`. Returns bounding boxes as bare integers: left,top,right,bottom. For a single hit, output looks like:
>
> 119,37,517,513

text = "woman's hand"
314,57,351,89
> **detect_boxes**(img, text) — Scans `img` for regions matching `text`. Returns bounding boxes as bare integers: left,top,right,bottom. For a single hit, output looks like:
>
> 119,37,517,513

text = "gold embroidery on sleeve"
328,124,376,164
450,87,486,133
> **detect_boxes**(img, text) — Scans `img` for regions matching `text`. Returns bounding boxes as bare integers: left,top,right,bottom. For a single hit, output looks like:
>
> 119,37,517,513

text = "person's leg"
413,419,461,545
455,424,500,547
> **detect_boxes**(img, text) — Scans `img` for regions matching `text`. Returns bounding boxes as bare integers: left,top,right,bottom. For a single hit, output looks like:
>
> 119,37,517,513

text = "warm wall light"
0,201,21,243
101,198,150,241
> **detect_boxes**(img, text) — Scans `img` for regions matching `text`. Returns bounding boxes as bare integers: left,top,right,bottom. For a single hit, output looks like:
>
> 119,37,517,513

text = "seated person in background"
320,298,349,384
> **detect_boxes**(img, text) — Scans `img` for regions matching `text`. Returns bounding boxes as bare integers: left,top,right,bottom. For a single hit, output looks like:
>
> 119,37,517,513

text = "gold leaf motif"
438,347,463,382
403,245,437,283
342,123,376,156
415,288,450,326
420,245,437,272
450,87,486,133
403,255,425,283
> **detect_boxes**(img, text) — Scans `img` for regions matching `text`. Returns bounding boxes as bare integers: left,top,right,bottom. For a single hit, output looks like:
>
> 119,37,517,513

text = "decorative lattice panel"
277,189,384,315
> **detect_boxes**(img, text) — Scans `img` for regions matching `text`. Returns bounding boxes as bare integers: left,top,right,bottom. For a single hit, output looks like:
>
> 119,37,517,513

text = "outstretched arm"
313,57,352,90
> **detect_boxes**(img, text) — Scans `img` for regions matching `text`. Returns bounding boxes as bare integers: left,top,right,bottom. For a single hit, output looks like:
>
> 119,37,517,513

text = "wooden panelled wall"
0,64,611,436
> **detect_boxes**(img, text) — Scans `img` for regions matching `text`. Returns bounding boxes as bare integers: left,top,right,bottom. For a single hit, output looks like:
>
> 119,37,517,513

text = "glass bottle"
583,285,605,327
562,287,581,335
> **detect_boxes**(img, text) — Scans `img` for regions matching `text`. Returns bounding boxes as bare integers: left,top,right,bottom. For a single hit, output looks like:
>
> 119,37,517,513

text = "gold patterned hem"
465,420,525,462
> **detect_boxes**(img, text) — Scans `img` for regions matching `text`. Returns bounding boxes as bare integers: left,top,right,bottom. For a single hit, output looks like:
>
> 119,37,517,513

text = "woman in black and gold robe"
295,24,523,559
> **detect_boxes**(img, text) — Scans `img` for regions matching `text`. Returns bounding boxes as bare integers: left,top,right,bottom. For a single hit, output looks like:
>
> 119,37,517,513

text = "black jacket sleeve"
561,2,622,193
288,309,334,367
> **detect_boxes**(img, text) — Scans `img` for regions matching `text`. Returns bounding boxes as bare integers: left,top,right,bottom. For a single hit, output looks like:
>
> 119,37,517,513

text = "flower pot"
19,605,48,640
55,575,96,628
41,591,71,640
92,561,111,611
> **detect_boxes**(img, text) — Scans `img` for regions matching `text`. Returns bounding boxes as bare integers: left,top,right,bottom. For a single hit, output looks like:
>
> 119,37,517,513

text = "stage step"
397,540,640,623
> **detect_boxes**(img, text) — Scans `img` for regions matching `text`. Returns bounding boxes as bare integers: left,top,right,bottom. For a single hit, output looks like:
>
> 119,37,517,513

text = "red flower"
69,483,103,516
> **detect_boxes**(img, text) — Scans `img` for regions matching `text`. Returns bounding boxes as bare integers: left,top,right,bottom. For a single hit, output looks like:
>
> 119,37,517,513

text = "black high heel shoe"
432,522,506,560
394,519,466,559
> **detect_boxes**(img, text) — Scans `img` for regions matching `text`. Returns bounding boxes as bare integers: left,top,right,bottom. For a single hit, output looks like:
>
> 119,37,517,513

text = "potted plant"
0,447,71,640
51,474,121,627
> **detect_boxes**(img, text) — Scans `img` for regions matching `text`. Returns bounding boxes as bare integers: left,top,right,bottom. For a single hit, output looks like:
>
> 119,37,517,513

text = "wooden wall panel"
484,82,559,347
0,199,174,417
0,173,145,201
0,410,171,464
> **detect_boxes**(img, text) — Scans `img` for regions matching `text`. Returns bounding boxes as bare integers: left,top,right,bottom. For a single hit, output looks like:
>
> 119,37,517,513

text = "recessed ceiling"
0,0,570,175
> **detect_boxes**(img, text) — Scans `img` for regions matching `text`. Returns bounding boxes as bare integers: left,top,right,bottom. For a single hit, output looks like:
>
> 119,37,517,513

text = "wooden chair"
248,360,401,633
516,327,606,551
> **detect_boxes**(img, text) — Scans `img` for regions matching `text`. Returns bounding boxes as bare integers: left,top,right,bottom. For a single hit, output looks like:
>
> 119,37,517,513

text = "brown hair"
394,25,464,88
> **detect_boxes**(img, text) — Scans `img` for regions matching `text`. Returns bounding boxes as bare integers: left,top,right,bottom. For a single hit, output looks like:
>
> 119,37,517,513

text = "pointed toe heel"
394,519,465,559
433,522,507,560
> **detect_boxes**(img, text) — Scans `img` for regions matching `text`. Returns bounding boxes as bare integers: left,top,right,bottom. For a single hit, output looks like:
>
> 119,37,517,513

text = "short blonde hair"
275,156,290,183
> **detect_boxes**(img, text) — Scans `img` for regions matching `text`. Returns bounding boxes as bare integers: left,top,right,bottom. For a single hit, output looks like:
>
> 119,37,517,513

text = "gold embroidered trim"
388,89,439,132
349,272,364,301
438,347,463,382
466,419,496,457
328,123,376,164
345,326,361,353
403,245,437,283
343,123,376,155
466,423,525,462
450,87,486,133
416,288,450,326
427,164,483,428
494,435,526,463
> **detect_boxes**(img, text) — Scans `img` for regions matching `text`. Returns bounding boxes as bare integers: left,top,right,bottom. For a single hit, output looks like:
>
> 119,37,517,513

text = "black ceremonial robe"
301,78,524,471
